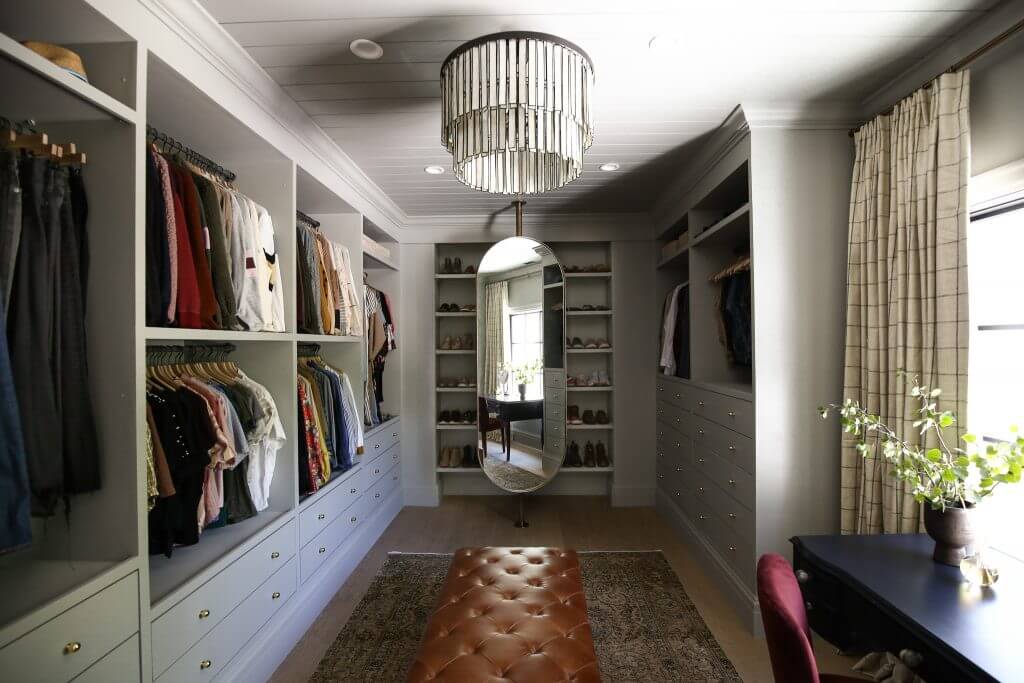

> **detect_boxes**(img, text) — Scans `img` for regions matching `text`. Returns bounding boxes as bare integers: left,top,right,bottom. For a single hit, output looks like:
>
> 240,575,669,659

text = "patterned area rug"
310,551,741,682
481,457,548,491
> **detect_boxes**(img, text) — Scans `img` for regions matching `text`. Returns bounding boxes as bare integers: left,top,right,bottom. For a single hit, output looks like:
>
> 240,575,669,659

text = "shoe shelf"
295,333,361,343
436,424,476,431
436,468,484,473
567,310,612,317
434,273,475,279
144,327,292,342
564,272,611,279
567,386,613,392
562,467,614,473
436,349,474,355
436,312,476,317
436,387,476,392
567,424,614,430
568,348,613,354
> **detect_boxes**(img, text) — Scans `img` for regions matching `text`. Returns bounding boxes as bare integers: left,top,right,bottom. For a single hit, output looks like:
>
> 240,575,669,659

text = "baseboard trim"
611,486,656,507
656,488,762,635
222,486,403,682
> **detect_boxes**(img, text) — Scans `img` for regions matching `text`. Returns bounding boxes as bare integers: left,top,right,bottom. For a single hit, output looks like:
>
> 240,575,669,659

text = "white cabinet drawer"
544,369,565,389
152,520,295,676
365,443,398,490
0,573,139,683
72,634,139,683
300,496,370,583
156,558,297,683
365,419,400,457
656,378,689,409
367,463,400,510
543,402,565,424
299,467,364,547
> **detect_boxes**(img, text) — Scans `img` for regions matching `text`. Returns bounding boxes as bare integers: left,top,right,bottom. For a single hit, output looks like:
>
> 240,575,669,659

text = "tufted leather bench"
407,547,601,682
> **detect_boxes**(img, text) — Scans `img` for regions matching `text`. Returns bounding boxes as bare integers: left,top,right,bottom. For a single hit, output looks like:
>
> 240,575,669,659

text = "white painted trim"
971,158,1024,212
656,489,761,635
221,487,403,683
741,101,862,130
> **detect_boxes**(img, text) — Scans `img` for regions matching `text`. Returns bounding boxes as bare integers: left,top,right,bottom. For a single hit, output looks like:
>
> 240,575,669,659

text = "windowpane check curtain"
841,71,971,535
482,281,509,397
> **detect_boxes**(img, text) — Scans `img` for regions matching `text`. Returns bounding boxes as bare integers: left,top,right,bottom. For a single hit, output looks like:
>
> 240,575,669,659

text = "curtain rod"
849,17,1024,138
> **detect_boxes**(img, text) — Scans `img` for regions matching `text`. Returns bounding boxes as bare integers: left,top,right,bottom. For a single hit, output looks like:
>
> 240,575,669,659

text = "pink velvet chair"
757,554,862,683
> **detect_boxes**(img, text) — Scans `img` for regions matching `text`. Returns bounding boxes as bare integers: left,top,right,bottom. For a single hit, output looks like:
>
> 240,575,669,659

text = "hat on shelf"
21,41,88,82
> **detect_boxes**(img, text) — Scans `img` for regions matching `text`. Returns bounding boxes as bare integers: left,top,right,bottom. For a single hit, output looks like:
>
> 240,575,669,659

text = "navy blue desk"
792,534,1024,683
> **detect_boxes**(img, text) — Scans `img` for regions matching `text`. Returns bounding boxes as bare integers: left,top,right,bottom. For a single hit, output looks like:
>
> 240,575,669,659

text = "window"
968,200,1024,561
508,308,543,391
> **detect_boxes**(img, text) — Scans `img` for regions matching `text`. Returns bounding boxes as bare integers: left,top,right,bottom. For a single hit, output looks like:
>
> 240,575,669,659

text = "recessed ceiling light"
350,38,384,60
648,35,681,52
599,162,620,172
424,165,445,175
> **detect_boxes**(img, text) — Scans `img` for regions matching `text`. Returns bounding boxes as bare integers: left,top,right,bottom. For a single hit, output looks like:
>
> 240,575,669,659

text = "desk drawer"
152,520,294,676
300,495,370,582
693,415,754,474
300,468,364,547
366,419,400,457
72,634,139,683
365,444,398,489
0,574,138,683
687,388,753,437
157,558,296,683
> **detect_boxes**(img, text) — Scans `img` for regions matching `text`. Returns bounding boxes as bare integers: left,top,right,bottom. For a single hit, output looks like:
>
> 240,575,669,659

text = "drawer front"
692,443,754,510
300,467,365,547
72,634,139,683
157,558,297,683
365,443,398,489
368,463,400,510
0,573,139,683
656,378,690,409
544,369,565,389
152,520,295,676
300,495,371,583
704,478,754,544
688,389,753,437
692,415,754,474
656,400,691,437
544,402,565,425
544,419,564,444
365,419,401,457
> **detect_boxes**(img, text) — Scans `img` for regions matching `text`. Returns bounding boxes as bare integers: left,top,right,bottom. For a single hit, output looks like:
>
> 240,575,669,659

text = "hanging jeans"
58,169,100,494
8,157,63,516
0,298,31,554
0,149,22,319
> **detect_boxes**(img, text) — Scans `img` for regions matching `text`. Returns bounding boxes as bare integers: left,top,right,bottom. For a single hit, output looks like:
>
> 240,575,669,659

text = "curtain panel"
841,71,971,534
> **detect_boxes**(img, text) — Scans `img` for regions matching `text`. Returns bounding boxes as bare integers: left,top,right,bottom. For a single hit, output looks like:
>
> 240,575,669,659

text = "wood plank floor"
270,496,859,682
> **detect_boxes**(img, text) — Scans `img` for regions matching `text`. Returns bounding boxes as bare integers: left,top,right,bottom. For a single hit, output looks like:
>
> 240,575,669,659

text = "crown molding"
142,0,409,239
400,211,653,244
740,101,863,130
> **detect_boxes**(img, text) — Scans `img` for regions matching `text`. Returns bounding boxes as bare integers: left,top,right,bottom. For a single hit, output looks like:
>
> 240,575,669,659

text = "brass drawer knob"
698,514,707,521
658,474,664,479
728,411,736,417
697,458,705,464
374,468,380,474
271,551,280,559
198,609,210,619
674,393,680,399
728,513,736,520
698,429,704,436
657,451,664,458
375,444,380,449
698,401,705,407
658,387,664,392
698,487,704,493
375,492,381,499
351,516,357,522
350,488,357,494
272,591,281,600
728,445,736,452
317,513,326,520
393,432,398,438
674,417,680,423
318,547,326,554
200,660,212,670
795,569,810,583
729,546,737,552
728,479,736,486
674,467,682,472
63,642,81,655
674,442,680,448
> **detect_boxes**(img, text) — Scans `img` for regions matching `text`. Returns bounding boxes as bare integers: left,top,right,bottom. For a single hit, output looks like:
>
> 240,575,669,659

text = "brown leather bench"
407,547,601,682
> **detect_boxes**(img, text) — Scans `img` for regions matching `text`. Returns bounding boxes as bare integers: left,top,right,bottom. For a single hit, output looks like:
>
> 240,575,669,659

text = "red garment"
170,165,220,329
298,381,322,493
171,189,201,329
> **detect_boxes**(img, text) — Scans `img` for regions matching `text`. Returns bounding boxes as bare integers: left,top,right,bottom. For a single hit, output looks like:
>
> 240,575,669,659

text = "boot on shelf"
583,441,596,467
595,442,610,468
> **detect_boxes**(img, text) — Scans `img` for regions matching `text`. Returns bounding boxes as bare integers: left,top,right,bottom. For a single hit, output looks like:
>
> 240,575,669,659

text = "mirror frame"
475,237,566,494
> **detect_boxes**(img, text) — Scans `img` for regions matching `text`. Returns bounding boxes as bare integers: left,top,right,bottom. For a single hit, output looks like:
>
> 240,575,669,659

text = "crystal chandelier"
441,31,595,195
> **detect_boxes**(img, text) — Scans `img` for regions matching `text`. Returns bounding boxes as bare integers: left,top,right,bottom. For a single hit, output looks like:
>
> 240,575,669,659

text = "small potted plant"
820,373,1024,565
512,359,543,400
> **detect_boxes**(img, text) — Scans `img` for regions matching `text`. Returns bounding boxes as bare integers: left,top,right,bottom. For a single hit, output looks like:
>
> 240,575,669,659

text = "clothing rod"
849,17,1024,137
146,124,237,182
296,209,320,228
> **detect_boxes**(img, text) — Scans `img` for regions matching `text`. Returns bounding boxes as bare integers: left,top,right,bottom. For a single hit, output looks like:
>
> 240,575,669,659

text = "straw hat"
21,41,88,82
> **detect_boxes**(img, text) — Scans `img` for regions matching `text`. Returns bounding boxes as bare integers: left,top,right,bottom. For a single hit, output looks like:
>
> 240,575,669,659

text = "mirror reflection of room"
476,237,565,493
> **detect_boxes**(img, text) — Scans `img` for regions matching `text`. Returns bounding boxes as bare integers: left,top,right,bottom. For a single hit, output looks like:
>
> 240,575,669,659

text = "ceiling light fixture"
424,165,445,175
599,162,620,172
440,31,595,195
349,38,383,60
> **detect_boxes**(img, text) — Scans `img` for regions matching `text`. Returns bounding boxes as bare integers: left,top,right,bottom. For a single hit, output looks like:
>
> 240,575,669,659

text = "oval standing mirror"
476,237,565,493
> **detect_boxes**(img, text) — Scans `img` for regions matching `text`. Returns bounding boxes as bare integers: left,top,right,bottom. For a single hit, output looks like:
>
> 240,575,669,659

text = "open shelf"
295,333,360,343
568,348,613,354
364,250,398,271
565,272,611,279
658,244,691,270
436,468,484,473
567,310,612,317
437,387,476,393
543,282,563,290
145,327,291,342
436,312,476,317
435,273,475,280
437,424,476,431
568,424,614,430
437,349,475,355
567,386,613,392
690,202,751,249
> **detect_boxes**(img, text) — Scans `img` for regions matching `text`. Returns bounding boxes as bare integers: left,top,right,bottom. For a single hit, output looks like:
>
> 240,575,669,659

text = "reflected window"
509,308,543,389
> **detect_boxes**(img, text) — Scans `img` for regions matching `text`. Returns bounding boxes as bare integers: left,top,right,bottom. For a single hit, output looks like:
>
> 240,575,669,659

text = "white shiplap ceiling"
199,0,999,216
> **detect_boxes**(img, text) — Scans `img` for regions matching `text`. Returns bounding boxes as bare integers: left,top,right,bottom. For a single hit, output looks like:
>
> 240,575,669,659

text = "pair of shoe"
567,406,609,425
564,441,610,467
439,445,476,467
566,371,611,387
439,410,476,424
438,302,477,312
566,337,610,349
438,377,476,388
441,257,478,274
439,334,474,350
564,264,610,273
567,304,610,311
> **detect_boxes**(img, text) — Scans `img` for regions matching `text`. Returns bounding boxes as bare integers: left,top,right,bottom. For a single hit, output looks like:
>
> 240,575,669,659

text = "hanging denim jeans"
0,297,31,554
0,148,22,319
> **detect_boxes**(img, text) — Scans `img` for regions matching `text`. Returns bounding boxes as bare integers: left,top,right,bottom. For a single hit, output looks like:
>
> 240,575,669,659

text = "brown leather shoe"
583,441,596,467
595,410,608,424
596,441,610,467
582,409,595,425
567,405,582,424
462,444,474,467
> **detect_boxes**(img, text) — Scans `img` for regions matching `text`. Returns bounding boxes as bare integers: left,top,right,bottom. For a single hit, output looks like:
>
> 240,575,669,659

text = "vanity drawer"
0,573,138,683
300,467,364,547
157,558,297,683
656,378,690,409
687,389,753,437
365,419,401,457
656,400,692,436
152,520,295,676
693,415,754,474
72,634,139,683
301,495,370,582
365,443,398,489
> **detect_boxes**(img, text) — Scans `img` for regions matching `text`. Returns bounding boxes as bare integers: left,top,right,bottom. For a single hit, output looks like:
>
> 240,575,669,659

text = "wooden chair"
478,396,506,460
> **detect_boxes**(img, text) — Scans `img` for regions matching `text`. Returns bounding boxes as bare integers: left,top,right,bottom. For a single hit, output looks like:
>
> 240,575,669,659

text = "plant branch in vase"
820,371,1024,566
509,360,543,400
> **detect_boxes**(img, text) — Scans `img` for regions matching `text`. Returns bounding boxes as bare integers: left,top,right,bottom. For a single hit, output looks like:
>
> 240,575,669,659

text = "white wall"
970,32,1024,176
749,128,853,558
